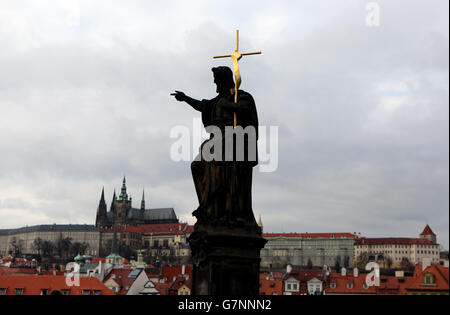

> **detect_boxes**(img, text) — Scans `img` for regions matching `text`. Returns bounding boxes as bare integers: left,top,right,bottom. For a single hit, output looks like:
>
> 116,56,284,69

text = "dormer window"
347,283,354,289
424,273,435,285
330,283,336,289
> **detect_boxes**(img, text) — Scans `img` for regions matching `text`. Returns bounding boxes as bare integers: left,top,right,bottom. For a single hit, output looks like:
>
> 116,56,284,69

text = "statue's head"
212,66,235,94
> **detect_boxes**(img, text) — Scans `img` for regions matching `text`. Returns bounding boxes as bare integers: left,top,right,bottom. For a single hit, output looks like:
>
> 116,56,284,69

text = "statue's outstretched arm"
172,91,203,112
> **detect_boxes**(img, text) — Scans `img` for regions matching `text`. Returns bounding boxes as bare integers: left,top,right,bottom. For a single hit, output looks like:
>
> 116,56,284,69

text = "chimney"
353,268,359,278
182,265,186,275
286,264,292,274
395,271,404,278
443,260,449,268
341,268,347,277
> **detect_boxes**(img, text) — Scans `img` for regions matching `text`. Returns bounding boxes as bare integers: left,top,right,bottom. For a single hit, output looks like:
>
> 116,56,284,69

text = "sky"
0,0,448,248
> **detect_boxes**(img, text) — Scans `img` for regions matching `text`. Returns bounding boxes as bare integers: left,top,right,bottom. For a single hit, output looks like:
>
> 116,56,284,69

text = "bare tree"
307,258,313,270
55,236,73,260
385,256,393,270
400,257,414,271
334,256,342,272
70,242,89,257
42,241,56,258
343,256,350,268
355,253,369,270
32,238,44,257
9,237,23,257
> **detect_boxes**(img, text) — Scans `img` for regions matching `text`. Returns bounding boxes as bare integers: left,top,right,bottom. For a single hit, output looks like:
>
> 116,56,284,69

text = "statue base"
188,222,267,296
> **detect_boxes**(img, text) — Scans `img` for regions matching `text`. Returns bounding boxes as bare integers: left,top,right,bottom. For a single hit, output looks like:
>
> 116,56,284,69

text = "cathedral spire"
100,187,105,203
119,176,129,201
95,187,107,228
141,189,146,210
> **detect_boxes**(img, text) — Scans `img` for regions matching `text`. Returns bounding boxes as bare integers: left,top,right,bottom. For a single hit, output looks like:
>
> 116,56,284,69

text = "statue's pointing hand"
171,91,187,102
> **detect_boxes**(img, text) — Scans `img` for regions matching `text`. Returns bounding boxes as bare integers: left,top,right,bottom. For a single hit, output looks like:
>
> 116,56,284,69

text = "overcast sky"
0,0,448,248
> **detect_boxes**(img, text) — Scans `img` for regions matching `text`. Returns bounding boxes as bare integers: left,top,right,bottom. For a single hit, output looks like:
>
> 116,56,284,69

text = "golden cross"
214,30,261,127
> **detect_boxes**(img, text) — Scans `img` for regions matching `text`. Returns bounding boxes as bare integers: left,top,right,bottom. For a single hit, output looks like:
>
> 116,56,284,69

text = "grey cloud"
0,1,448,248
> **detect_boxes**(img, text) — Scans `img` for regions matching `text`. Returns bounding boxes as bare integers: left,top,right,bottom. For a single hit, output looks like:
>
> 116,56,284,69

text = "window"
93,290,102,296
41,289,49,295
15,288,24,295
82,290,91,295
287,284,292,290
424,274,434,285
330,283,336,289
0,289,6,295
61,290,70,295
347,283,353,289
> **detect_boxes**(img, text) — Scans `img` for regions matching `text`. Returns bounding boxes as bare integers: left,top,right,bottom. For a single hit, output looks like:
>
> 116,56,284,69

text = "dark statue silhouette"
172,66,266,296
172,66,259,227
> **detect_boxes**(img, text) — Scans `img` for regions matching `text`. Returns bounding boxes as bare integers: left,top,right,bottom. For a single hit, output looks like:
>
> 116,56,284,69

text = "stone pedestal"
188,222,267,296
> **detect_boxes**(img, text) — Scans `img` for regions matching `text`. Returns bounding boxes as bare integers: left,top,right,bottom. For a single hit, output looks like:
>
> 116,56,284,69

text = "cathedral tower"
95,188,108,228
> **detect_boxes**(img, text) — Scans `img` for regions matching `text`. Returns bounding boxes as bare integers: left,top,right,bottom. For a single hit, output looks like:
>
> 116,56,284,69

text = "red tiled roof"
0,275,114,295
355,237,435,245
39,270,65,276
259,274,283,295
155,282,170,295
263,233,301,238
325,273,376,295
169,275,192,295
406,264,449,292
263,233,356,239
185,225,195,234
161,266,192,283
140,223,193,236
121,226,143,234
103,268,137,295
288,269,327,282
420,225,436,236
100,224,195,236
375,275,416,295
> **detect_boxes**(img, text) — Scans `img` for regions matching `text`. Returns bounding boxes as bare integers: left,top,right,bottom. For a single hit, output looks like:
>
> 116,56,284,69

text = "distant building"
95,178,178,229
261,233,356,269
354,225,441,268
282,269,328,295
0,178,184,259
0,225,102,258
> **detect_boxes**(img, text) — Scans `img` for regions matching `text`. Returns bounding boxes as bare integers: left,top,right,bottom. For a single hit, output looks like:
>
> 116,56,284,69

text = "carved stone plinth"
188,223,267,296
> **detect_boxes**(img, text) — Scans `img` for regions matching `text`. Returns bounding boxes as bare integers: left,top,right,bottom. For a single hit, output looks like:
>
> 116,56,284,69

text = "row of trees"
31,237,90,261
4,237,89,263
355,252,414,271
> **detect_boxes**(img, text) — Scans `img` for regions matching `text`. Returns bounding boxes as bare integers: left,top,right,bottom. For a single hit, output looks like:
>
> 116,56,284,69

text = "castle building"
354,225,441,268
95,177,178,229
260,232,357,269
